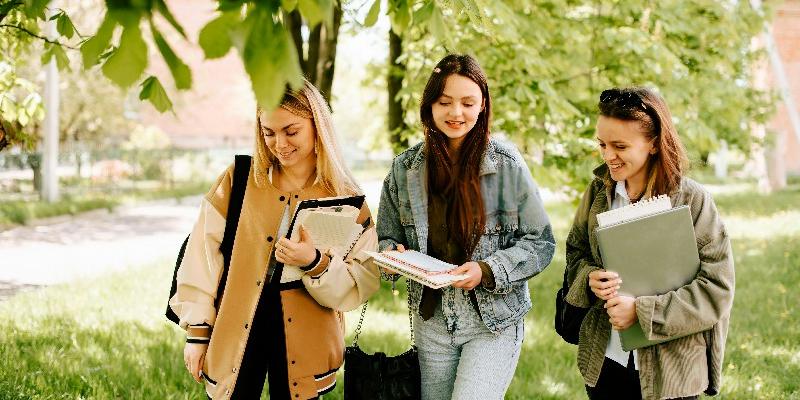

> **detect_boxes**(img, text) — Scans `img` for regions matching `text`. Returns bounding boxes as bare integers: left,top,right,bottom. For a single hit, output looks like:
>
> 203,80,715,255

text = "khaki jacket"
169,162,380,399
565,165,735,399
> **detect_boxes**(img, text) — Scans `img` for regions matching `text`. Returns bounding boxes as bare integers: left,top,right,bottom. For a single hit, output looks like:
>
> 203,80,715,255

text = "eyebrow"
596,137,629,144
263,123,300,132
440,94,478,101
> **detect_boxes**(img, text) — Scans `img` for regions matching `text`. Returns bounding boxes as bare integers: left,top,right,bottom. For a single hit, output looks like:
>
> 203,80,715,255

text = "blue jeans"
414,299,524,400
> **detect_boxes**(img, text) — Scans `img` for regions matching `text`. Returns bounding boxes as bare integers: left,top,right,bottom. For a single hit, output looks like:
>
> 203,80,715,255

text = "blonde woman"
169,80,380,399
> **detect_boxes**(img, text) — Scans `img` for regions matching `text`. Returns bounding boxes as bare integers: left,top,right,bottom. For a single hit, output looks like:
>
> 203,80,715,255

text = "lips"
445,120,465,129
609,163,624,171
278,149,296,159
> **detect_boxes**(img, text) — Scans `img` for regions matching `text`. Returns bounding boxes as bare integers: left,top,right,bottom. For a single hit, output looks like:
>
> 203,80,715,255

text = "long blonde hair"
254,80,361,196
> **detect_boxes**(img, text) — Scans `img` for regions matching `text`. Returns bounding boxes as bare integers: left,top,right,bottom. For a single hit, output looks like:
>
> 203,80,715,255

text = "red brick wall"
768,1,800,174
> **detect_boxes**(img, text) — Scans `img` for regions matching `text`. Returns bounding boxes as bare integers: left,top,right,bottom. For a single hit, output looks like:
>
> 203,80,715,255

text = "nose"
601,147,616,161
447,104,462,118
275,133,289,149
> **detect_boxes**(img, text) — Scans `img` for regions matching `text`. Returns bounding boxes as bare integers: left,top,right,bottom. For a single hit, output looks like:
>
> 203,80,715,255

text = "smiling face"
596,115,656,186
431,74,484,150
259,107,316,170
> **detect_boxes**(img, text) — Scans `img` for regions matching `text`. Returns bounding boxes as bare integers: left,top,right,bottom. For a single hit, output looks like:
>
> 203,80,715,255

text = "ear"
648,137,658,155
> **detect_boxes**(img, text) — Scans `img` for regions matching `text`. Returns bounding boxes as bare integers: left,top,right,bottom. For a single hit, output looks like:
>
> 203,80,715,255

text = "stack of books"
365,250,469,289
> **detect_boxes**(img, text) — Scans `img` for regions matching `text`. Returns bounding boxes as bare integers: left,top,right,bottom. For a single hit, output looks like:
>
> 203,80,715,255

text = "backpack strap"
215,154,251,307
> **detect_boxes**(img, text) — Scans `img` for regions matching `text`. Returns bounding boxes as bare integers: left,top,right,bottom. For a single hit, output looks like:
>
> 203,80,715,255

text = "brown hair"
420,54,491,259
598,87,688,198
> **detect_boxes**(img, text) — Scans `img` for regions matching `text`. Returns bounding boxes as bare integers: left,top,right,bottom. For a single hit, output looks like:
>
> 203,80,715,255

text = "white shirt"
604,180,639,369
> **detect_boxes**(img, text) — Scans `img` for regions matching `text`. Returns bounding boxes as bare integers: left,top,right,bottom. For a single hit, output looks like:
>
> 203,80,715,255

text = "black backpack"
554,266,590,345
165,155,251,325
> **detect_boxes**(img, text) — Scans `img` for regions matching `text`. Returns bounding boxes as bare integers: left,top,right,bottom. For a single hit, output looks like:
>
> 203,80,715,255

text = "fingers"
604,296,622,308
593,286,618,300
395,244,406,252
298,225,312,243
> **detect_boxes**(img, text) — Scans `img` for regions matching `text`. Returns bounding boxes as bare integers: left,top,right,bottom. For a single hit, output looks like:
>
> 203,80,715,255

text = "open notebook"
364,250,470,289
290,204,364,257
595,195,701,351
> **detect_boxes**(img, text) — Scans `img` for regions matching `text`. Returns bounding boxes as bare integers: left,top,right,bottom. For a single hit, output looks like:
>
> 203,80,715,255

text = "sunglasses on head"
600,89,648,111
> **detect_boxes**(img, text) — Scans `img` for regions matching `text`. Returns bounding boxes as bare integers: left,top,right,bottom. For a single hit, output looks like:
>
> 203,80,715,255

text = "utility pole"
41,6,60,202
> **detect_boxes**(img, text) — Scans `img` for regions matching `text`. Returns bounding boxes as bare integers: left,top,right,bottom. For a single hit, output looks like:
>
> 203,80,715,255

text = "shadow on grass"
0,318,205,400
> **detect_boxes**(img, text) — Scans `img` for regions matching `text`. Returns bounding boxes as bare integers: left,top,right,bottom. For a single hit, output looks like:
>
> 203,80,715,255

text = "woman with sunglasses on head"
376,54,556,400
169,80,380,399
563,87,734,400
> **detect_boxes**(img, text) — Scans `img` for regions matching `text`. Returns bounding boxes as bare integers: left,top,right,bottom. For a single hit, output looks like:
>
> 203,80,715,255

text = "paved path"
0,196,201,301
0,179,385,301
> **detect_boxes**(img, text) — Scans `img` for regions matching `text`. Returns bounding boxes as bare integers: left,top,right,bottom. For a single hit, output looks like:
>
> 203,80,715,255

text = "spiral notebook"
364,250,470,289
595,195,700,351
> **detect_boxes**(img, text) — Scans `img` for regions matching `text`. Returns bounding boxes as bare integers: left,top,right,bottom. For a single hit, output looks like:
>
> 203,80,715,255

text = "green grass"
0,184,798,399
0,181,211,226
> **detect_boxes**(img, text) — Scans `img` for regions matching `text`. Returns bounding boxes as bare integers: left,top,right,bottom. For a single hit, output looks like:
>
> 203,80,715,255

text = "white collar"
614,180,630,202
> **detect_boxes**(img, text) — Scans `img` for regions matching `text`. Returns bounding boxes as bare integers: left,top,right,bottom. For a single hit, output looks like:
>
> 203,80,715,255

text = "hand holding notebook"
365,250,470,289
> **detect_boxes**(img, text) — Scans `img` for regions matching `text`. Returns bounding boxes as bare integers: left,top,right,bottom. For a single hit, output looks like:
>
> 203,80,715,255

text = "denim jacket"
377,138,556,333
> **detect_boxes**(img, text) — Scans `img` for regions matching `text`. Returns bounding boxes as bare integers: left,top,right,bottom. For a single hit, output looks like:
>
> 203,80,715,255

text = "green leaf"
154,0,188,39
198,11,239,59
364,0,381,27
151,22,192,90
139,76,173,113
56,13,76,39
243,12,302,110
413,1,434,24
390,0,411,35
298,0,324,27
23,0,47,19
40,44,68,70
52,44,70,70
81,15,116,68
102,23,148,88
428,5,450,48
281,0,298,12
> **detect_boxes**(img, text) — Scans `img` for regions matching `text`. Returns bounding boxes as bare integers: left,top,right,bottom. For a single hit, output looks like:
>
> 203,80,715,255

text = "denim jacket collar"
403,139,498,177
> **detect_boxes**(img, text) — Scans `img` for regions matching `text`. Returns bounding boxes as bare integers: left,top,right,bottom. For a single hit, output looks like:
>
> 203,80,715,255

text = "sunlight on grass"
1,184,798,398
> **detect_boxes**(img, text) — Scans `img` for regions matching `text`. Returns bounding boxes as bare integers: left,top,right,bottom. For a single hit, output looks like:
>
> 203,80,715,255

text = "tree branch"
0,24,79,50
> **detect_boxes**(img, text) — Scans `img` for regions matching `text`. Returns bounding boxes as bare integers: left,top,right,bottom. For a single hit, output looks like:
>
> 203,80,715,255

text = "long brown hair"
420,54,491,258
598,87,688,197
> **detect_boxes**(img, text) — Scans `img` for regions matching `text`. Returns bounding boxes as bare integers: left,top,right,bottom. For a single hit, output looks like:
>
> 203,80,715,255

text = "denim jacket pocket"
399,211,418,250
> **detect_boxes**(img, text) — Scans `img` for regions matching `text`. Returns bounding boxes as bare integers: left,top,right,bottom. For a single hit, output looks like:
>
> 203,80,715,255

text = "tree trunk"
285,9,303,66
306,24,321,84
388,30,408,153
317,5,342,103
27,152,42,194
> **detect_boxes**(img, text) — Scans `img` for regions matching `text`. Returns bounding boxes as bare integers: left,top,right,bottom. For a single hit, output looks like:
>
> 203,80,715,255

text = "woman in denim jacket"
377,54,556,400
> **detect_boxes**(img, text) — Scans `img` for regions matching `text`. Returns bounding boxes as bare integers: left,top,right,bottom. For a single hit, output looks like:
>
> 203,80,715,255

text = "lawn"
0,183,798,399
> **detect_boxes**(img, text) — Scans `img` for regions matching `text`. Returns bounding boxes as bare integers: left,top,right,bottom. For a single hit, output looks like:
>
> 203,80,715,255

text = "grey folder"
595,205,700,351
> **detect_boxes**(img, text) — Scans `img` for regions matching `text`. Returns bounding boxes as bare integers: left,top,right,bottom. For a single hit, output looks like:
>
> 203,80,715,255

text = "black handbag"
344,293,421,400
554,266,589,345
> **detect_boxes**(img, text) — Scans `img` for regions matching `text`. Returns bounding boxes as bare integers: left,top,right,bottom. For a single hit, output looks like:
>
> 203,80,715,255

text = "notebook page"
290,205,362,254
596,195,672,228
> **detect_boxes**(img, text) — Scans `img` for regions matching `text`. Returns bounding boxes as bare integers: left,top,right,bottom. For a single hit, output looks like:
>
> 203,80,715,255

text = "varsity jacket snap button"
244,323,249,329
267,236,273,242
256,280,262,286
293,382,298,387
287,317,292,322
279,195,286,201
291,360,296,364
294,194,298,198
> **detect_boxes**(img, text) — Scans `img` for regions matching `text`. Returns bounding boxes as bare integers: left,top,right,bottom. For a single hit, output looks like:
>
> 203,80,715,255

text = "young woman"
563,87,735,400
376,54,556,399
169,80,380,399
